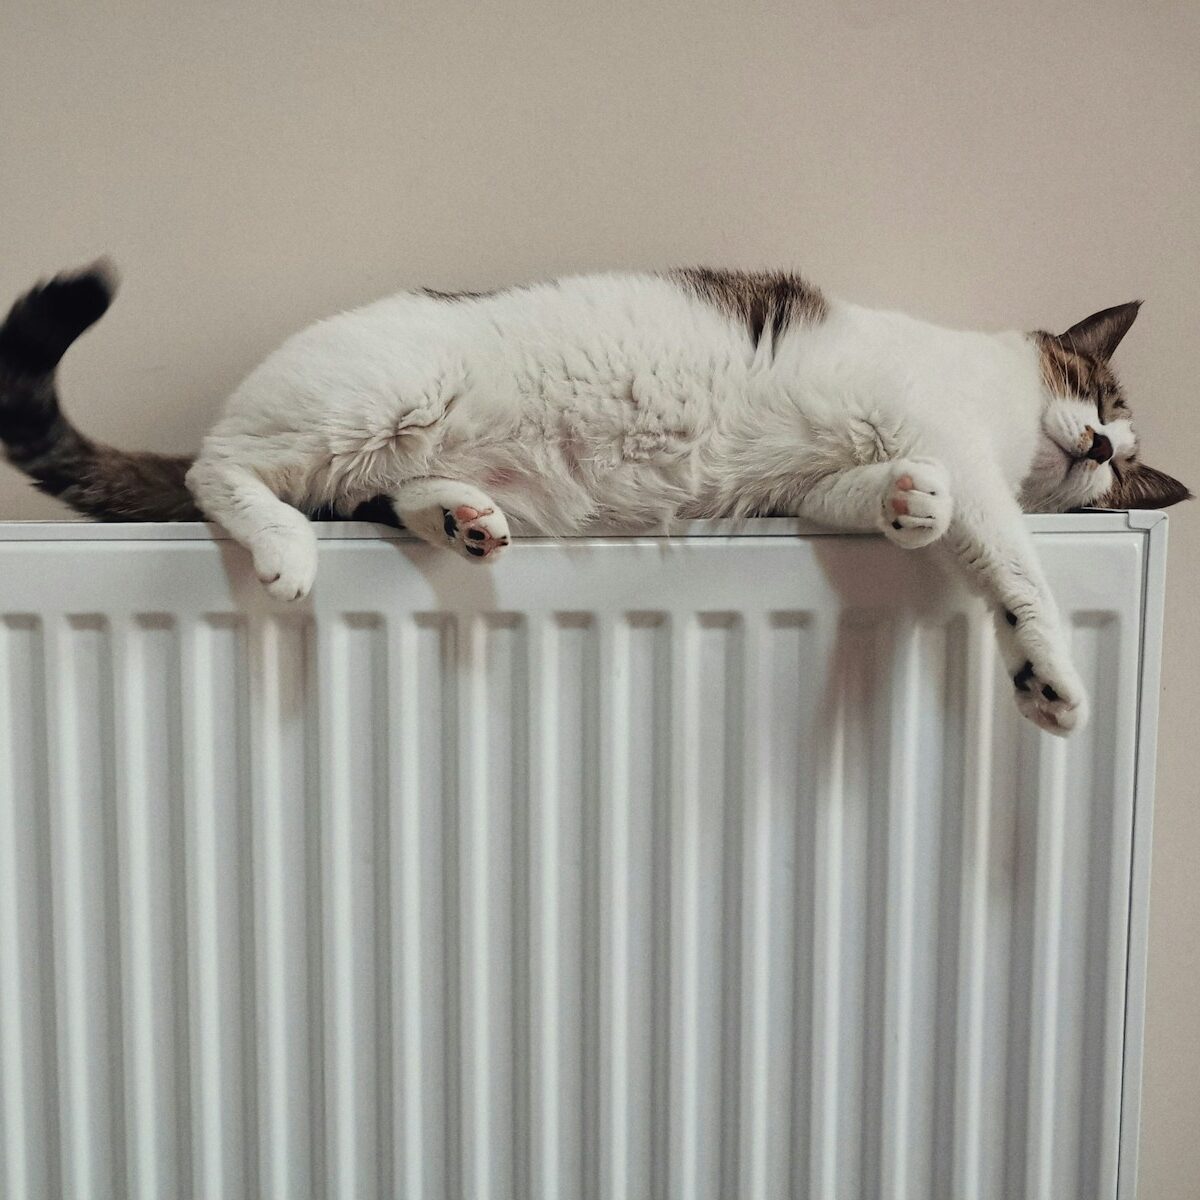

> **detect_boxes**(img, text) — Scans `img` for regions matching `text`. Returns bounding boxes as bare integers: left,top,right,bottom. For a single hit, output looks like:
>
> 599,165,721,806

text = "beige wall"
2,1,1197,1190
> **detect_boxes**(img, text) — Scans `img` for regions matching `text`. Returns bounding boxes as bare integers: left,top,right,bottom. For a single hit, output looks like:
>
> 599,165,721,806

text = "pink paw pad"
454,504,491,522
442,505,509,559
890,475,915,515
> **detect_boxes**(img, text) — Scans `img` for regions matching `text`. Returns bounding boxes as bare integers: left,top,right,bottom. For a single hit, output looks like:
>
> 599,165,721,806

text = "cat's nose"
1085,430,1113,464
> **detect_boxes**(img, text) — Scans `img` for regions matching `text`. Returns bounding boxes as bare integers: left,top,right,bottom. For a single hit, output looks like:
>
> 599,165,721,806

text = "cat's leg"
186,457,319,601
797,457,953,548
391,477,511,561
943,475,1087,735
799,457,1084,733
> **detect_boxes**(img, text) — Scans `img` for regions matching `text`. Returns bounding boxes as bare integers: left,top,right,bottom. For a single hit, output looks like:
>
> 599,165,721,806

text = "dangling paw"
998,612,1089,735
1010,656,1088,735
251,526,319,602
880,458,953,549
440,504,510,561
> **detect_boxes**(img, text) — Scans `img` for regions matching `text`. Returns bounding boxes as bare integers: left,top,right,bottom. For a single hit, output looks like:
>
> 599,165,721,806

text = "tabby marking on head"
1032,302,1191,510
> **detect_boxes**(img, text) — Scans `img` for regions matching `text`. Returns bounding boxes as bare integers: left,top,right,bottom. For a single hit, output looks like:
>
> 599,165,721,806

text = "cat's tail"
0,261,202,520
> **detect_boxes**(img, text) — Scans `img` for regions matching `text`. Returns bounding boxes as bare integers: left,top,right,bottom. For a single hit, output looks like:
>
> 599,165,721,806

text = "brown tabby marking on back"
422,287,501,302
670,267,827,350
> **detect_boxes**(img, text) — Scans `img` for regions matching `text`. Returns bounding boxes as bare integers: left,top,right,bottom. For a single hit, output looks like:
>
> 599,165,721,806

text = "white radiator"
0,513,1167,1200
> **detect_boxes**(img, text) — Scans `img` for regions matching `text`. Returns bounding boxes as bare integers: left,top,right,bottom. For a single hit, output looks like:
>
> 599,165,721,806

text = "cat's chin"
1021,440,1074,509
1022,434,1114,512
1068,460,1116,509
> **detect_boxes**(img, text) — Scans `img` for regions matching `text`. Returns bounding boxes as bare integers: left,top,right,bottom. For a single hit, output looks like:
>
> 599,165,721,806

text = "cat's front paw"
996,610,1088,735
251,527,318,601
881,458,952,549
1009,653,1088,736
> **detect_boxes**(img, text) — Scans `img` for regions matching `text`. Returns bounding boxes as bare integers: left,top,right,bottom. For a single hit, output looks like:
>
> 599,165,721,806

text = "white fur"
187,272,1133,734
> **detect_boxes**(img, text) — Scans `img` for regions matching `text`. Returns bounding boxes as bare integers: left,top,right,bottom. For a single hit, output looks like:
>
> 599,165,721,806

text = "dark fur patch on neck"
670,267,827,351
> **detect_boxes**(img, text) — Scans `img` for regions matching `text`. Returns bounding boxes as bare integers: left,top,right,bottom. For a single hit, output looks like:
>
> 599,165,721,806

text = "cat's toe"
885,515,945,549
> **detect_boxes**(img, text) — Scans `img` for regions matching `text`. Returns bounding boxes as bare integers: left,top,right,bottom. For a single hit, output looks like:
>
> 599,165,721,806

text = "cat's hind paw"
392,478,512,561
441,504,510,561
881,458,952,549
1010,656,1089,736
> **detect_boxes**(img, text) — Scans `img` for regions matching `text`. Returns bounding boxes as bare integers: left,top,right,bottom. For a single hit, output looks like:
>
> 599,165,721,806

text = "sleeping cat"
0,262,1189,735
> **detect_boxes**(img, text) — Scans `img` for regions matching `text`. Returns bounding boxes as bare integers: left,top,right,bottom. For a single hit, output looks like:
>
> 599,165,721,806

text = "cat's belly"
427,359,736,534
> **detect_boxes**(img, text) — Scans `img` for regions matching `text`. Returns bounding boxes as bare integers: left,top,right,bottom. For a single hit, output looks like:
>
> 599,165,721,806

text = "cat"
0,262,1189,735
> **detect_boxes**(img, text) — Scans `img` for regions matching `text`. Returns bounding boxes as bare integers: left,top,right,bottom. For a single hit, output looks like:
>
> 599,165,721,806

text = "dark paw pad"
1042,684,1060,702
1005,609,1017,627
442,508,457,538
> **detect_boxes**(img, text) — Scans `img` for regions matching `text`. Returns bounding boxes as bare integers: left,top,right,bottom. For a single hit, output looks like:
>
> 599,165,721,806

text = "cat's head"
1024,303,1190,512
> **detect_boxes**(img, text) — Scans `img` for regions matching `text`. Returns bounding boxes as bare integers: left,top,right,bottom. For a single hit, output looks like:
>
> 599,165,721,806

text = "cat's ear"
1098,461,1192,509
1057,301,1142,361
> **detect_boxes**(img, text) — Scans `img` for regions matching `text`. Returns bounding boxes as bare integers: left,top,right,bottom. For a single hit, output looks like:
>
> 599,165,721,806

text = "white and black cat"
0,262,1189,734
